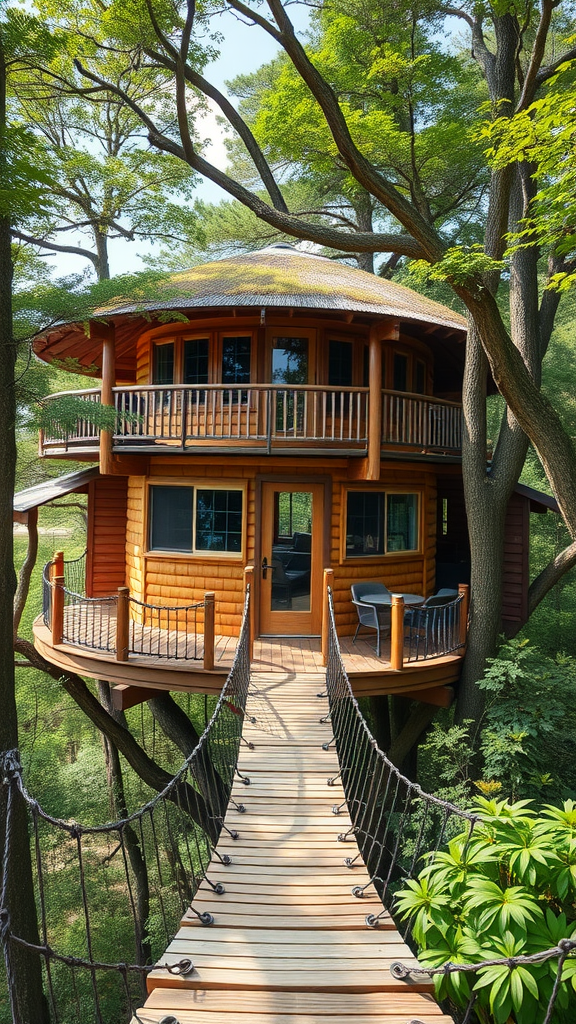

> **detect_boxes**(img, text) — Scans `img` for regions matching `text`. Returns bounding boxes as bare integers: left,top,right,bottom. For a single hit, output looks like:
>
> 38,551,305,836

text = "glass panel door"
272,336,309,436
259,482,323,635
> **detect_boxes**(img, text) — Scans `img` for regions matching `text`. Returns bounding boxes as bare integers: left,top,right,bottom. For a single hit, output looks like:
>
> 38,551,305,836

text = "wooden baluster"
116,586,130,662
203,591,215,670
458,584,470,650
321,568,334,667
390,595,405,671
244,566,255,660
52,573,65,646
52,550,64,583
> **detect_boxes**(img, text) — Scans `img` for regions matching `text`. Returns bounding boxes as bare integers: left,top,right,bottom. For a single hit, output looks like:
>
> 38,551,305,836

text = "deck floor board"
132,672,450,1023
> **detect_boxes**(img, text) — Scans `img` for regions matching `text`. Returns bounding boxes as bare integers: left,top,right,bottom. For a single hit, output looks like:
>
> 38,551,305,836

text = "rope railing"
324,587,576,1024
41,556,215,666
1,586,252,1024
127,596,205,661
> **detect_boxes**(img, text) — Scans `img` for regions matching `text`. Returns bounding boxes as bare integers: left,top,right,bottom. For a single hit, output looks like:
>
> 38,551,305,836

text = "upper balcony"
39,384,463,460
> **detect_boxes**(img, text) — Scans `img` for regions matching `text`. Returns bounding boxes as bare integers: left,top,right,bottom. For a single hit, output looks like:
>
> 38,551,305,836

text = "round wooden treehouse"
27,243,484,702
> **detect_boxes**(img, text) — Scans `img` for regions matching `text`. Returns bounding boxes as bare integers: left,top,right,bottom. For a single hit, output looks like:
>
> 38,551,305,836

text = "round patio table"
358,593,424,657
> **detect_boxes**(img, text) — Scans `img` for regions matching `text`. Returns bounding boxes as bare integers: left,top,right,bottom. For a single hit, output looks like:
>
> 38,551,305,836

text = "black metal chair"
351,581,391,656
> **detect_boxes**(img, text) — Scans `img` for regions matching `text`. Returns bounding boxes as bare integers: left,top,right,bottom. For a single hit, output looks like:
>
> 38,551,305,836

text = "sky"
43,5,311,279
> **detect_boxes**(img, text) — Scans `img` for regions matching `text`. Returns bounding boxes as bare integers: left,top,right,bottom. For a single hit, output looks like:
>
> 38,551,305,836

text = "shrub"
395,797,576,1023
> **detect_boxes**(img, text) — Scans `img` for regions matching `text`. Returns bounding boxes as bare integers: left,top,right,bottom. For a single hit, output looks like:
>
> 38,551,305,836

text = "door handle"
261,557,272,579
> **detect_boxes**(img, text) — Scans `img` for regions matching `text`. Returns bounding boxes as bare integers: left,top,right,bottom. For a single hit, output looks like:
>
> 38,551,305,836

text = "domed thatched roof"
33,244,467,380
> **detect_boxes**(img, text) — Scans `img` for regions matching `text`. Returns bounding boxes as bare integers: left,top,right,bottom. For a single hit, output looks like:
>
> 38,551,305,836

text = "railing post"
203,591,215,670
458,584,470,650
244,566,254,660
390,595,405,671
51,574,65,646
116,586,130,662
52,550,64,582
322,568,334,666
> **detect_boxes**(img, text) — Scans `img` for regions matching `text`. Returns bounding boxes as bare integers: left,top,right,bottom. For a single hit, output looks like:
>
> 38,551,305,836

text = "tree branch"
72,59,426,257
526,541,576,620
11,229,98,267
516,0,554,111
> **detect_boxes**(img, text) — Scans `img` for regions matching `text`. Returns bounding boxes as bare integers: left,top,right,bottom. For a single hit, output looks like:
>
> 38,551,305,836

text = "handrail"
42,556,216,667
1,586,252,1020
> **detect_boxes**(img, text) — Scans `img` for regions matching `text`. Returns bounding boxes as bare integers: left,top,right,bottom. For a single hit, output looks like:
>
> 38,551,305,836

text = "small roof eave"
514,482,560,514
14,467,99,515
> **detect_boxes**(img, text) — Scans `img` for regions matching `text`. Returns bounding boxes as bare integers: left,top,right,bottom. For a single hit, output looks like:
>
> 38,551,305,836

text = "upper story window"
345,490,419,557
149,484,244,555
151,335,252,388
328,339,354,388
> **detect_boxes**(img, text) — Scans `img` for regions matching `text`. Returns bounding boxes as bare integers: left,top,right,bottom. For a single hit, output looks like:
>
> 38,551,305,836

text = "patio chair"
271,557,310,606
350,581,391,656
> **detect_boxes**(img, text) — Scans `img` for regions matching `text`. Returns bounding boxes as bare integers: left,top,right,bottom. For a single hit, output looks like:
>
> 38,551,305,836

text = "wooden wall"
502,492,530,629
123,457,437,637
86,476,128,597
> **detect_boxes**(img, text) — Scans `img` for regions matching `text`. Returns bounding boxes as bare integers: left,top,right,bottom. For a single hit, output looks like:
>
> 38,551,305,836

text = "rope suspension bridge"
1,588,574,1024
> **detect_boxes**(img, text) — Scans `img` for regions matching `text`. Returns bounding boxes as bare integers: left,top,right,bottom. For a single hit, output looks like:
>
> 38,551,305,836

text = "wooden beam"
111,684,167,712
366,326,382,481
394,685,454,708
93,319,115,476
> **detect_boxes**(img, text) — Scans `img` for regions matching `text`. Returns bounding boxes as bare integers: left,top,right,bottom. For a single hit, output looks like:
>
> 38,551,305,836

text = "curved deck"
132,671,452,1023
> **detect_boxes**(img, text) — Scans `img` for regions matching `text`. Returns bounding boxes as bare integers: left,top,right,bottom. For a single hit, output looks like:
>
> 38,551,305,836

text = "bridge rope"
1,583,575,1023
324,587,576,1024
0,590,251,1023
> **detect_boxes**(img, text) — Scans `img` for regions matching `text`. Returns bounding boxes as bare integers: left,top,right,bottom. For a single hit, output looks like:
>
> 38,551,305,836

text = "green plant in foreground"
395,797,576,1023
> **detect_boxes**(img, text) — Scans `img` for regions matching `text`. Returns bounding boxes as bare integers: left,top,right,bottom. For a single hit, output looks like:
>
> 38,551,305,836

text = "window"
328,340,353,388
222,336,251,386
345,491,419,556
149,485,244,555
393,353,408,392
153,342,175,385
184,338,209,386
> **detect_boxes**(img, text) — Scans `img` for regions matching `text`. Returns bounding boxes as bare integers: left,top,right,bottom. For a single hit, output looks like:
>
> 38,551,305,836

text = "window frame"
149,331,256,389
145,479,247,561
341,486,422,562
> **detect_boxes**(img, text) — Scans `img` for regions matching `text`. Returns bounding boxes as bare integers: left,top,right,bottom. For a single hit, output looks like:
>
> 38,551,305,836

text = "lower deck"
33,616,462,705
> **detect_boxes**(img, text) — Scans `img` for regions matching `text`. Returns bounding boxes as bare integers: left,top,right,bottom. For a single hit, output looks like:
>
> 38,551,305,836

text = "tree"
23,0,576,729
9,29,203,279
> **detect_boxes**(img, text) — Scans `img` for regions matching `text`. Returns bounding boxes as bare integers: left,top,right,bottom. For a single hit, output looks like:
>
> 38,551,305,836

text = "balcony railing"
39,385,462,456
382,390,462,452
42,552,216,668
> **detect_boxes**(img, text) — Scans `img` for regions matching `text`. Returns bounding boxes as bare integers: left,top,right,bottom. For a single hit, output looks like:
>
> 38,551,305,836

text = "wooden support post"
111,684,167,713
203,591,215,671
367,326,382,482
458,583,470,650
321,568,334,667
91,320,116,476
390,595,405,671
116,586,130,662
52,550,64,582
52,575,65,646
244,565,254,660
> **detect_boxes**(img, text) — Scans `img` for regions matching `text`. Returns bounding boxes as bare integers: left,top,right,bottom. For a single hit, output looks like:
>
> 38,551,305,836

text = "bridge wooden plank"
133,670,442,1023
141,988,447,1014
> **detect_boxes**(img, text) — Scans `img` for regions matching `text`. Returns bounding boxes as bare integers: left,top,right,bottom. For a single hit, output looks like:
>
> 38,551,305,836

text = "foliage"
396,797,576,1023
419,639,576,805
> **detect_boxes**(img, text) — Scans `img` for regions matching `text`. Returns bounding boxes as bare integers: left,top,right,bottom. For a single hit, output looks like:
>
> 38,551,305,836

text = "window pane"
153,343,174,385
414,359,426,394
387,493,418,551
195,489,243,552
183,338,209,385
328,340,353,387
150,486,192,551
272,337,308,384
393,353,408,392
222,336,251,385
346,492,385,555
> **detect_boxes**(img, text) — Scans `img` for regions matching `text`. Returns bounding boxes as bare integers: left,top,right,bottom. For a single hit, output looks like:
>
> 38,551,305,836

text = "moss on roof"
93,245,467,331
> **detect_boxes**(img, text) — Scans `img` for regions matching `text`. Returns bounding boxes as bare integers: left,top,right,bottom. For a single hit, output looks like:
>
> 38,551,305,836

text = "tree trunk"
0,39,49,1016
93,226,110,281
13,507,38,639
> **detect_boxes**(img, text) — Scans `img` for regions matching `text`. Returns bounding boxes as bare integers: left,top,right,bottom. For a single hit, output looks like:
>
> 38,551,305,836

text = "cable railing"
1,587,252,1024
324,588,575,1023
42,554,216,667
404,592,466,662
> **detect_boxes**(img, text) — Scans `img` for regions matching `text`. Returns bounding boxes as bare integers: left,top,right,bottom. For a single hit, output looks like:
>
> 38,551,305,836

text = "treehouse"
20,244,543,706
